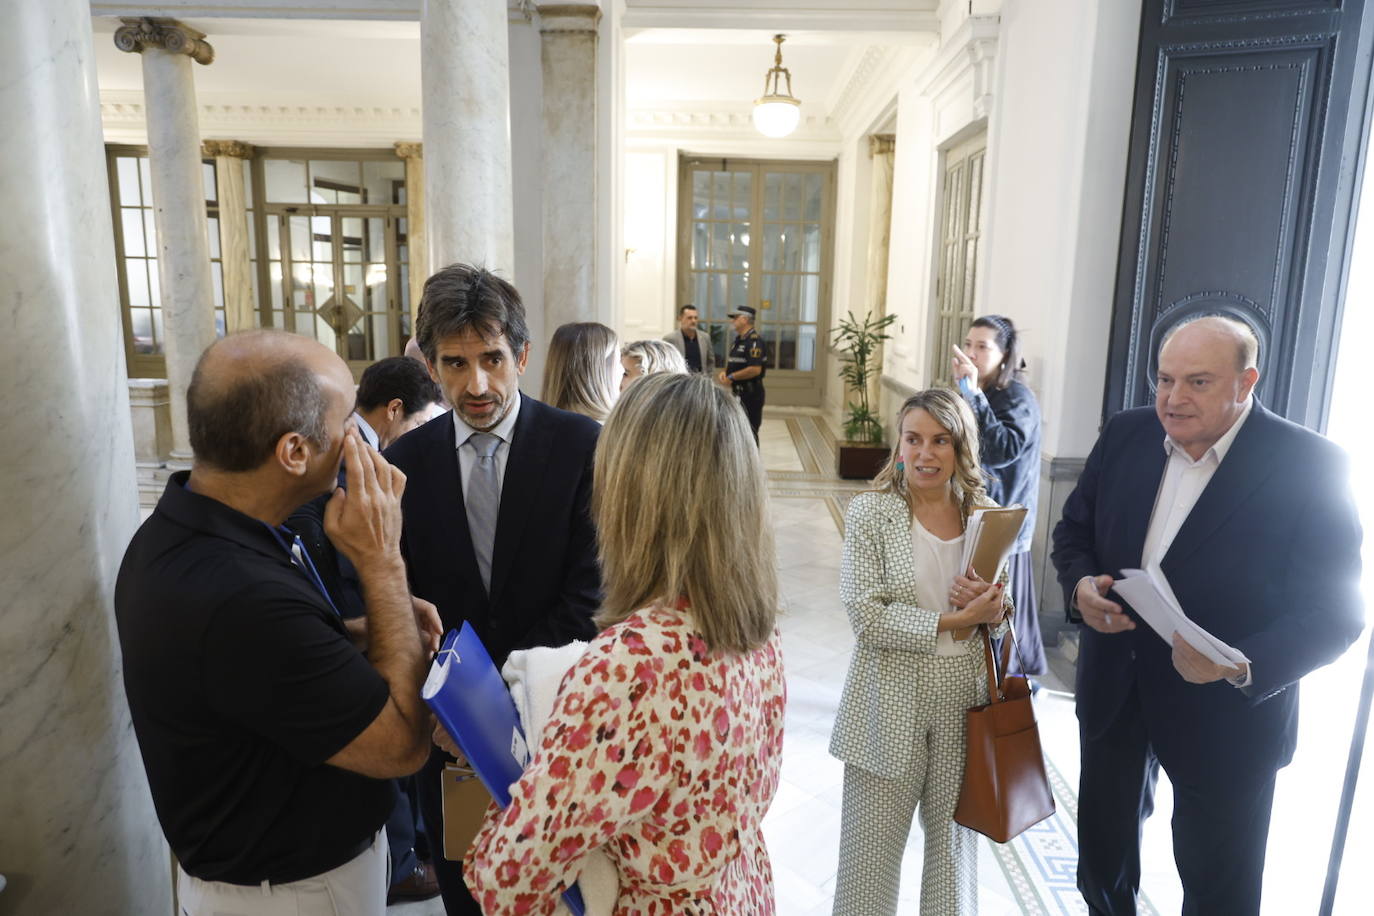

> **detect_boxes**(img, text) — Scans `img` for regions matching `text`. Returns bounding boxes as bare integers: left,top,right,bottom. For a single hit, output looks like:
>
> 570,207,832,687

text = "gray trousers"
832,652,985,916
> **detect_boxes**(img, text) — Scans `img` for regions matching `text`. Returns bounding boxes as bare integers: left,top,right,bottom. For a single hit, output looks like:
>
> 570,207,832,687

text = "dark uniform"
726,325,768,442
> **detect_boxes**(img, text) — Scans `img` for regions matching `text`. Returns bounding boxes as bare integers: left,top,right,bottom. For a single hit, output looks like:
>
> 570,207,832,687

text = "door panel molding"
1105,0,1373,428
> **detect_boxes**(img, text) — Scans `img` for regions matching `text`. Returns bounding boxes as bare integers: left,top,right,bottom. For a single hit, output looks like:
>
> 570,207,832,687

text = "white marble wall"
0,2,170,913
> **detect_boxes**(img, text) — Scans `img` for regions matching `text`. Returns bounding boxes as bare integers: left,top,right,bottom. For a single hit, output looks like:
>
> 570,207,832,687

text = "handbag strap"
977,616,1019,702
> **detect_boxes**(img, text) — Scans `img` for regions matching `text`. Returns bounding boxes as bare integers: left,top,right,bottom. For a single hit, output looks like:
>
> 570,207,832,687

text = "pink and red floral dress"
467,605,786,915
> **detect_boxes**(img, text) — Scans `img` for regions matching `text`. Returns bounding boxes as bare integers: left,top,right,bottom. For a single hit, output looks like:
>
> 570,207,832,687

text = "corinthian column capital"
394,141,423,160
114,18,215,66
869,134,895,157
201,140,253,159
536,3,602,34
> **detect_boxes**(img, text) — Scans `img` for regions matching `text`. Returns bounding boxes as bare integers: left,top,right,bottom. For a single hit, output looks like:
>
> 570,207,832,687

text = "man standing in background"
718,305,769,442
664,303,715,375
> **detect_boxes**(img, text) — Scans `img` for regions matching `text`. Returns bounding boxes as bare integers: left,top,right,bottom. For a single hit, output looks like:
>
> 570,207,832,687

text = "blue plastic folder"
421,623,586,916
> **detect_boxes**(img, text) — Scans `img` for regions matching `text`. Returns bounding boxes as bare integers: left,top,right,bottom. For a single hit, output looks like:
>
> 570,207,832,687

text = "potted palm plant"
832,310,898,479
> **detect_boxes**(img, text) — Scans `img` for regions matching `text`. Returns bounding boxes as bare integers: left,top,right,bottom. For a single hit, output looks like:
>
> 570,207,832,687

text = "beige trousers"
176,830,386,916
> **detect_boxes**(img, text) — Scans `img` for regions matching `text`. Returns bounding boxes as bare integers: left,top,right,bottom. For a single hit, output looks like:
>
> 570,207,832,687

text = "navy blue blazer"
1052,402,1363,782
383,393,602,667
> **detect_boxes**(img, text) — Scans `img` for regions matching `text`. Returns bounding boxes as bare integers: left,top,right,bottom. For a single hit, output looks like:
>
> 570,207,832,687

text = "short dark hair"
356,356,443,416
188,352,329,472
678,304,698,316
416,264,529,362
970,314,1026,390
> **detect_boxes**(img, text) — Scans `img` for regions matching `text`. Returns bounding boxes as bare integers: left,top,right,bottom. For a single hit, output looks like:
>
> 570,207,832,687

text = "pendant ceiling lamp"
752,34,801,139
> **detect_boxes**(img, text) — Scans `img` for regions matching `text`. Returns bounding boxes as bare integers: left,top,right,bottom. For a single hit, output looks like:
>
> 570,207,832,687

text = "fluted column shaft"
421,0,515,275
394,142,428,331
865,134,896,406
116,18,217,463
537,3,601,329
0,3,170,913
204,140,255,334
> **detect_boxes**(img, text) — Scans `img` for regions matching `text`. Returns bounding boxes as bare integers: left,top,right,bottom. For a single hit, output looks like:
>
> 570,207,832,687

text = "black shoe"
387,860,440,904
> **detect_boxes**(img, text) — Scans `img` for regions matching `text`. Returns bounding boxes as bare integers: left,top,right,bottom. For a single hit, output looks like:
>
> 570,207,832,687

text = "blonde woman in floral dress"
464,372,786,915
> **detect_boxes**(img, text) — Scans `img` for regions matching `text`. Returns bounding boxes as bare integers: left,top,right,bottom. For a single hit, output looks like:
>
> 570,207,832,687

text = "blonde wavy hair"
871,387,987,525
541,322,620,422
621,339,688,377
593,373,777,653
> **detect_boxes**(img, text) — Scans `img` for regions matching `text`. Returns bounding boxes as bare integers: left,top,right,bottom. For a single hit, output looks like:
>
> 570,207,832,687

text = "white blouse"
909,516,969,656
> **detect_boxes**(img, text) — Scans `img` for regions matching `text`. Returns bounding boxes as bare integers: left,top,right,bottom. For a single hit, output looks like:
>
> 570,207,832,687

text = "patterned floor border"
984,741,1160,915
772,415,868,535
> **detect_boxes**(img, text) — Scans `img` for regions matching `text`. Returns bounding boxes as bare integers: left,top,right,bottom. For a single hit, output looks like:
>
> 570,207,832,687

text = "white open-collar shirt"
1141,396,1254,685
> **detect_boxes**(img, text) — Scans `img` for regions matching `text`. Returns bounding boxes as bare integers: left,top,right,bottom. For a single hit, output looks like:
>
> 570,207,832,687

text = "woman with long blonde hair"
830,387,1012,916
467,373,786,914
540,321,621,422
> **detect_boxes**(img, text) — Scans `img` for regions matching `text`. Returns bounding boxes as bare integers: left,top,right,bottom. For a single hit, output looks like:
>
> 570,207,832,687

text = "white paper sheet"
1112,566,1251,668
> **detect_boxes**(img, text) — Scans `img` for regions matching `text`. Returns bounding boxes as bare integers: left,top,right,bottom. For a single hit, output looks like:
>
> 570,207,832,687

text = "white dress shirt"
353,412,381,451
1141,397,1254,685
1141,398,1253,568
450,394,521,498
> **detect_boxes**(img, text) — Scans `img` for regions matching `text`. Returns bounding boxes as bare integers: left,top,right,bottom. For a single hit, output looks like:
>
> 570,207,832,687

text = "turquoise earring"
895,459,905,472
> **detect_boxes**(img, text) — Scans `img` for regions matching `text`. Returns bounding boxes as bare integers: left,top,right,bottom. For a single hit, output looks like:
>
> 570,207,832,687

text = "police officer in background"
717,305,768,443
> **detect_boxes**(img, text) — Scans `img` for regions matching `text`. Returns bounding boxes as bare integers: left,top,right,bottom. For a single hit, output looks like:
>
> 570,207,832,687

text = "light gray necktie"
465,432,501,593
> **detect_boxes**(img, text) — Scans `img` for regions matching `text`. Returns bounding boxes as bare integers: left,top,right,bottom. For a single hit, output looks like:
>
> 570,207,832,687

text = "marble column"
0,2,170,914
203,140,255,334
865,134,896,408
421,0,515,275
394,142,428,331
536,2,601,329
115,17,217,465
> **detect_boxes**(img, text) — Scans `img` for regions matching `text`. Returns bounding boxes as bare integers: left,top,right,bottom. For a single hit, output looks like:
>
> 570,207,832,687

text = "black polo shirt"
114,472,393,885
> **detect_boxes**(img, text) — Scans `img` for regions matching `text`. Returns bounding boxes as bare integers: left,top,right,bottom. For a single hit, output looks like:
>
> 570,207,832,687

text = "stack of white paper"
1111,566,1250,668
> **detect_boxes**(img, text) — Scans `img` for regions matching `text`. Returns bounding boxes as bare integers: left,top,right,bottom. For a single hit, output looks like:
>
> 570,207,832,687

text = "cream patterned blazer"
829,489,1011,779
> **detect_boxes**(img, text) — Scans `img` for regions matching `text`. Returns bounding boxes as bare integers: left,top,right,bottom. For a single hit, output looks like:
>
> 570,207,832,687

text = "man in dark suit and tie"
383,263,602,914
1052,314,1363,914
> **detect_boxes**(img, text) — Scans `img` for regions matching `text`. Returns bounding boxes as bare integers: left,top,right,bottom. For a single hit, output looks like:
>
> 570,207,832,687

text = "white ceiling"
91,14,930,126
92,17,422,106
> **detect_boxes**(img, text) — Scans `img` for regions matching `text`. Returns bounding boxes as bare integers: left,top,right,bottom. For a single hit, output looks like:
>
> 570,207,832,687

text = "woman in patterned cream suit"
830,388,1011,916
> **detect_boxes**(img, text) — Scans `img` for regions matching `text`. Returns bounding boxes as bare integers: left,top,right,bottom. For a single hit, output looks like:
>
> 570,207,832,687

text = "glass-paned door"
268,208,407,376
931,133,987,384
679,157,835,407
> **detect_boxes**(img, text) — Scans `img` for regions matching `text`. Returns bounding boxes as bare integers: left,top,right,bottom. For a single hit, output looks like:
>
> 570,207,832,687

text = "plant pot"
837,442,890,480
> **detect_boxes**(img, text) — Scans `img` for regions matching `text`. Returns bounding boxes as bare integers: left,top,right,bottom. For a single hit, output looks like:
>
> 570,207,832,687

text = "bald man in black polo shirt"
115,330,441,916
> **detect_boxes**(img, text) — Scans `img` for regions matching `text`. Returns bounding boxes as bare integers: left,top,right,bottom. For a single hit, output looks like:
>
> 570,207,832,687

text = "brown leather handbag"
953,623,1055,842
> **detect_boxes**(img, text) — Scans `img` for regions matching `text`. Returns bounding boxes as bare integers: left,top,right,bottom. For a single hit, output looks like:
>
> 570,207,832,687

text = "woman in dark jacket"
950,314,1047,679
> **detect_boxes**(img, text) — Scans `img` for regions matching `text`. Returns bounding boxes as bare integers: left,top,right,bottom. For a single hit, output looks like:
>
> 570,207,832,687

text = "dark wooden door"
1105,0,1374,429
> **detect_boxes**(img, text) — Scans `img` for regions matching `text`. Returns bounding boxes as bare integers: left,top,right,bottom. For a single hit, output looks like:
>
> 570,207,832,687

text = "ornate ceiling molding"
626,104,839,142
101,91,422,146
915,14,999,118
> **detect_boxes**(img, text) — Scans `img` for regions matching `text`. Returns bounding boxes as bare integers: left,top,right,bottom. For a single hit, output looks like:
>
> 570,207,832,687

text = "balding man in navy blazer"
1053,315,1363,914
385,264,601,914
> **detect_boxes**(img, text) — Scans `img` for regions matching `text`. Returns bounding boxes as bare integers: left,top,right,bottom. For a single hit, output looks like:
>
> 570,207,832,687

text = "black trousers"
416,749,483,915
736,387,764,443
1077,685,1277,915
